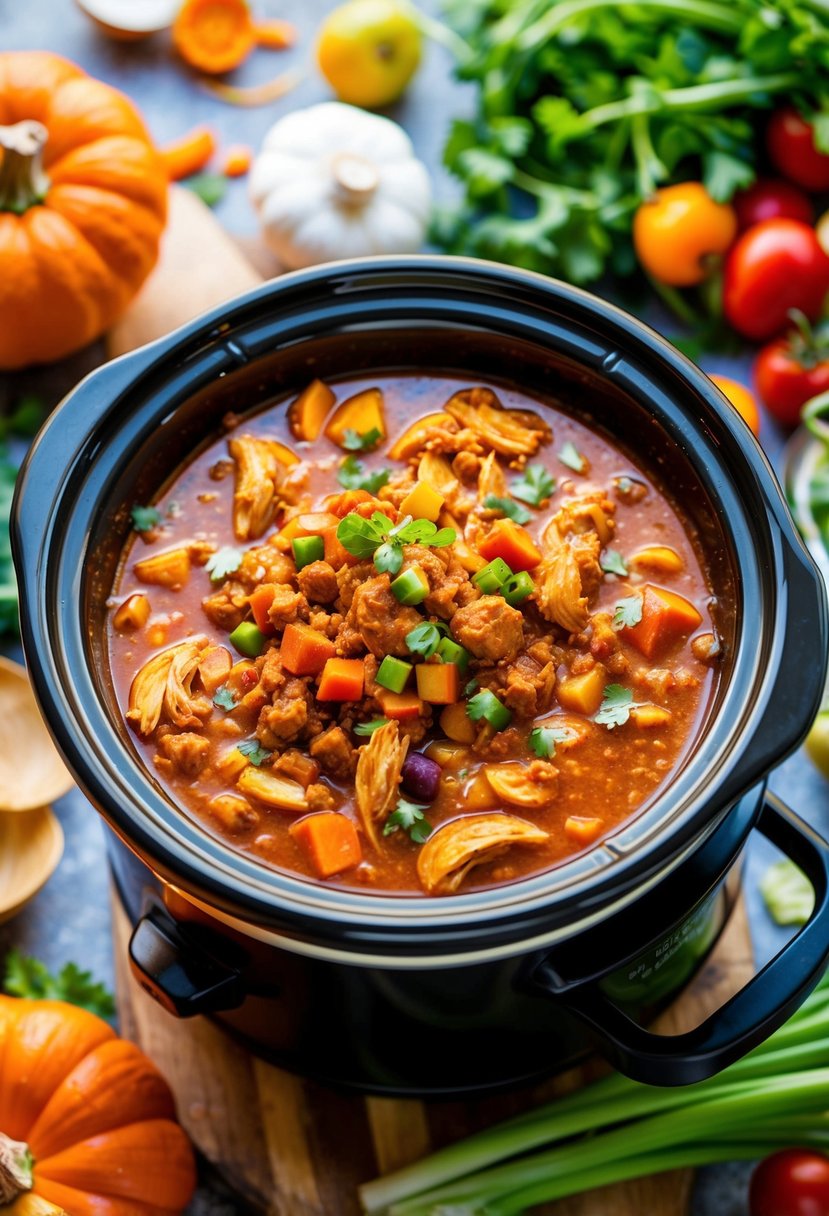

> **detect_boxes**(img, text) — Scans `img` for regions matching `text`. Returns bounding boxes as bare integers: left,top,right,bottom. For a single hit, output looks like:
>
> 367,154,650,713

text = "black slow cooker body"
13,258,829,1095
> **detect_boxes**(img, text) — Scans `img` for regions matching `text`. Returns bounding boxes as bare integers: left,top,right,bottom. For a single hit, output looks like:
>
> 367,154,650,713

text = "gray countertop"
2,3,828,1212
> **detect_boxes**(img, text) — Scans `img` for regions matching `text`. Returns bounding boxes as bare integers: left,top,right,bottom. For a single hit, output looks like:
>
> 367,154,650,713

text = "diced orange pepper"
248,584,277,635
415,663,459,705
564,816,605,846
281,623,336,676
622,584,703,660
324,387,386,448
317,658,364,701
323,490,393,521
322,524,358,569
289,380,336,442
376,690,423,720
289,813,362,878
477,519,542,572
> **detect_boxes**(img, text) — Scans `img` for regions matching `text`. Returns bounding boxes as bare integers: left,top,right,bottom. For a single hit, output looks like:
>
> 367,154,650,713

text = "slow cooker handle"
534,792,829,1087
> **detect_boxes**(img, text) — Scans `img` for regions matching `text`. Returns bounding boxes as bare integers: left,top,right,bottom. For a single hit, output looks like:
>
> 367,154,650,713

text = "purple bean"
401,752,442,803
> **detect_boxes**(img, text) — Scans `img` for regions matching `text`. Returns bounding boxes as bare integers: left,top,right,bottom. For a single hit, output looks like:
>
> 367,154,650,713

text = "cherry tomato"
708,374,761,435
722,219,829,342
632,183,737,287
734,178,813,231
754,318,829,427
749,1149,829,1216
767,108,829,193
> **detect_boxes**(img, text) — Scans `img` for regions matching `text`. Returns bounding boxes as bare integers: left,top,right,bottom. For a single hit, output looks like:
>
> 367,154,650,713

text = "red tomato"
767,108,829,192
722,219,829,342
754,332,829,428
749,1149,829,1216
734,178,813,230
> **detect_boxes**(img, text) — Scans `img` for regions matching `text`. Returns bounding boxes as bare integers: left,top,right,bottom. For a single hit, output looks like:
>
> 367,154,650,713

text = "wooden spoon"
0,807,64,924
0,657,73,811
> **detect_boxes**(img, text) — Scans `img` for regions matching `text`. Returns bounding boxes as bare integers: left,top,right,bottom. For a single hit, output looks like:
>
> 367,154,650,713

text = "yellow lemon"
317,0,422,109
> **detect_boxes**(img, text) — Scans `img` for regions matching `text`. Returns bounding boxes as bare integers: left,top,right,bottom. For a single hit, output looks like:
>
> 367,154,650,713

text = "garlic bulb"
249,102,432,269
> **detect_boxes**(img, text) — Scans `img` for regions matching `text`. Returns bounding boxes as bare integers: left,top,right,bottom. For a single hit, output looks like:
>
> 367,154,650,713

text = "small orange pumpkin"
0,995,196,1216
0,52,168,370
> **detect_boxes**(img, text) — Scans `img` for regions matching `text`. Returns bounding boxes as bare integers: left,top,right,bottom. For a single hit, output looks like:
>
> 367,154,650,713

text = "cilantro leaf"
483,494,532,525
511,464,555,507
206,545,243,583
558,442,587,474
131,505,162,532
373,541,404,576
595,684,636,729
601,550,628,577
213,684,236,711
354,718,389,737
529,725,571,759
336,455,390,494
342,426,383,451
406,621,447,658
383,798,433,844
613,595,643,630
4,950,115,1018
336,513,391,558
238,739,273,766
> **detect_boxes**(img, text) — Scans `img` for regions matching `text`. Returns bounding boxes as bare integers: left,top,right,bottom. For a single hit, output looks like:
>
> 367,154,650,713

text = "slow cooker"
13,257,829,1095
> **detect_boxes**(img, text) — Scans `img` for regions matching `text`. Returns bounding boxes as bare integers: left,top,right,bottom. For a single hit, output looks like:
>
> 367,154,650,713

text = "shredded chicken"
486,761,559,808
228,434,289,541
355,721,409,848
127,637,212,736
444,388,551,457
536,491,616,633
417,813,548,894
477,451,507,501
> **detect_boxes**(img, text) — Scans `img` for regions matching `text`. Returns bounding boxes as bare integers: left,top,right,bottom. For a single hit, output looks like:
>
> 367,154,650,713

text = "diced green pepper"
466,688,513,731
376,655,413,693
391,564,429,606
436,636,470,674
292,535,325,570
502,570,535,606
229,621,267,658
473,557,513,594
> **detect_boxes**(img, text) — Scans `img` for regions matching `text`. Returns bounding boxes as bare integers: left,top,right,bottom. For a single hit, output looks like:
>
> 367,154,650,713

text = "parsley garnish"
373,541,404,576
131,505,162,532
206,545,243,583
238,739,273,766
213,684,236,711
3,950,115,1017
510,464,555,507
354,718,389,736
612,595,643,630
559,442,587,474
342,426,383,451
406,621,448,658
337,455,390,494
337,511,455,573
529,725,571,759
464,677,479,697
483,494,532,525
601,550,628,577
595,684,638,730
383,798,433,844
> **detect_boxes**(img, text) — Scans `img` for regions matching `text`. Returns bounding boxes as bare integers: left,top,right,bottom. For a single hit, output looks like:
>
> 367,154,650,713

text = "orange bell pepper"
415,663,459,705
289,813,361,878
477,519,542,572
280,623,336,677
622,584,703,659
317,658,364,701
376,690,423,720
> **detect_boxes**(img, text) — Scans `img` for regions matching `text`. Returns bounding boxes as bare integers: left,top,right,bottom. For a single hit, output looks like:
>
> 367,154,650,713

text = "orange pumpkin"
0,996,196,1216
0,52,168,370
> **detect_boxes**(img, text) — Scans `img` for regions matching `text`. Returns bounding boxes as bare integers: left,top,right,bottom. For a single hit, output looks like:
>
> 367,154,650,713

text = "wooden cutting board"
108,187,756,1215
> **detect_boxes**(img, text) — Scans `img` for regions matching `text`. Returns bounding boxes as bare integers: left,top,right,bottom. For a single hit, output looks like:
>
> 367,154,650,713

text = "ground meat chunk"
202,580,249,631
306,783,336,811
451,595,524,663
335,561,374,611
589,611,619,660
342,574,422,658
257,648,285,695
310,725,356,780
400,545,477,621
267,585,308,628
256,678,313,747
237,544,294,589
502,656,556,718
273,749,320,787
297,560,339,604
452,451,481,483
155,732,210,777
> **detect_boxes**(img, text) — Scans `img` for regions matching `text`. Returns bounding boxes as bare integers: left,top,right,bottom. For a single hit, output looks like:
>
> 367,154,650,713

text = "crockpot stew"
109,376,722,896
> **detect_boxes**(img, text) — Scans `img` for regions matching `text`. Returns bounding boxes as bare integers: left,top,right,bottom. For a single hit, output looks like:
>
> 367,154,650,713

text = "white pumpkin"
249,102,432,270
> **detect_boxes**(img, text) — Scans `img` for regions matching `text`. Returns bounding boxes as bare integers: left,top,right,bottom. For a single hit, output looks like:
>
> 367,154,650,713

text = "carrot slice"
622,584,703,660
317,658,364,701
478,519,542,572
160,125,217,181
290,813,361,878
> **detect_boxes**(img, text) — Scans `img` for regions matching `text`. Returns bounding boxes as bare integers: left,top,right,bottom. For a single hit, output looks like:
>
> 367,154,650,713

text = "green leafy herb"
4,950,115,1017
406,621,448,658
354,718,390,737
373,541,404,576
206,545,243,583
601,550,629,577
559,442,587,474
130,505,162,532
613,595,643,630
529,725,571,759
511,464,555,507
238,739,273,766
336,512,393,558
464,677,479,697
342,426,383,451
213,684,236,711
185,172,227,207
383,798,433,844
336,511,456,575
483,494,532,525
0,450,19,636
337,455,390,494
760,860,815,927
595,684,636,729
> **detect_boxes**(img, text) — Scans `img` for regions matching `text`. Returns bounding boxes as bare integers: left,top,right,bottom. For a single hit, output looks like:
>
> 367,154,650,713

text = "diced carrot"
281,622,336,676
388,412,454,461
415,663,459,705
622,584,703,660
253,17,296,48
275,511,339,552
248,584,277,634
322,523,358,569
478,519,542,572
221,144,253,178
564,816,605,846
113,593,150,631
557,666,605,716
198,645,233,695
439,701,477,743
317,658,364,701
376,689,423,720
134,547,191,589
324,388,387,448
289,813,361,878
160,125,216,181
289,380,336,442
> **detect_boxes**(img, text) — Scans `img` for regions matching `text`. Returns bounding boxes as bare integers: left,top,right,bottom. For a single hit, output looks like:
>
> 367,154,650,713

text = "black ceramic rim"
13,256,828,960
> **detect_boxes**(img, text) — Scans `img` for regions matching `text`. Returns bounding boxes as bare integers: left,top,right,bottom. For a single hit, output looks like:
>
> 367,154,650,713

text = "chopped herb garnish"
336,511,456,574
559,441,587,473
601,550,629,577
130,505,162,532
238,739,273,766
529,725,571,759
213,684,236,711
206,545,243,583
3,950,115,1017
383,798,433,844
342,426,383,451
595,684,638,729
511,463,556,507
406,621,448,658
467,688,512,731
336,455,390,494
373,541,404,576
612,594,643,630
483,494,532,525
354,718,389,737
464,677,479,697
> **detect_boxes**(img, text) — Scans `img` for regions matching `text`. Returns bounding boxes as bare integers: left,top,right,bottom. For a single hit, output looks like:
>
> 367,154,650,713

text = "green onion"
292,535,324,570
501,571,535,606
473,557,512,594
436,637,470,674
228,621,267,658
391,565,429,606
467,689,512,731
376,655,413,694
